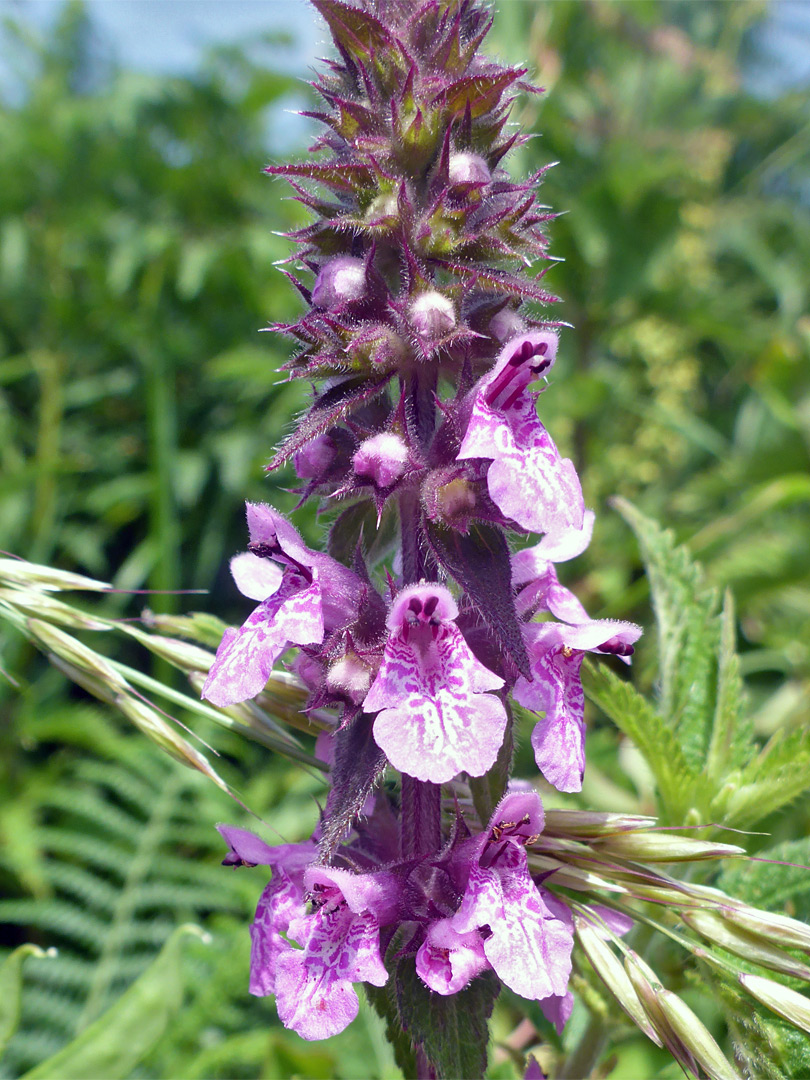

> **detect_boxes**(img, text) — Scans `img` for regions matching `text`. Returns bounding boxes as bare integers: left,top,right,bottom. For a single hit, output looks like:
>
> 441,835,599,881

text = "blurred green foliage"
1,0,809,1077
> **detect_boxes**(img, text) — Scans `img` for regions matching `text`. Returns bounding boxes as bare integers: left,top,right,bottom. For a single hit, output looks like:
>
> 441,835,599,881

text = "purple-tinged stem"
401,775,442,859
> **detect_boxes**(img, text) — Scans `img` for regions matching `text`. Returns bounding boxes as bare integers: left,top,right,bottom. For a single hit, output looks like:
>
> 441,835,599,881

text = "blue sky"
3,0,810,97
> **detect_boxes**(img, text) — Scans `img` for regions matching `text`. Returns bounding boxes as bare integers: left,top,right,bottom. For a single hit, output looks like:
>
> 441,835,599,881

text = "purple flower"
363,584,507,783
202,502,362,708
457,332,584,535
512,511,595,624
274,866,398,1041
514,619,642,793
450,791,573,1002
415,917,489,996
217,825,316,996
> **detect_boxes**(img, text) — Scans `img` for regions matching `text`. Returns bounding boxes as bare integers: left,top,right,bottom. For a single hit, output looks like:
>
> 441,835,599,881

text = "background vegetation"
1,1,808,1076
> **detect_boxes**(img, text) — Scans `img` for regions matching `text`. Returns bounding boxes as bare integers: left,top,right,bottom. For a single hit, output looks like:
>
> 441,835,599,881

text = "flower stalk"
5,2,810,1078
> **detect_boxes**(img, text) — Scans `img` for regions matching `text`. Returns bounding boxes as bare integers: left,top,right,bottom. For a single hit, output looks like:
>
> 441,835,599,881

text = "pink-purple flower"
217,825,316,997
274,866,398,1040
363,584,507,783
457,332,584,535
446,791,574,1003
514,618,642,793
202,503,361,708
512,510,595,624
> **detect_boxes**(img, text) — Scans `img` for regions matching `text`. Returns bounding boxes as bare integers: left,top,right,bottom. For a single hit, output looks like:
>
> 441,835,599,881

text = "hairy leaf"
582,660,697,821
715,975,810,1080
395,961,500,1080
720,727,810,827
706,590,752,781
718,837,810,917
269,376,393,471
614,498,722,770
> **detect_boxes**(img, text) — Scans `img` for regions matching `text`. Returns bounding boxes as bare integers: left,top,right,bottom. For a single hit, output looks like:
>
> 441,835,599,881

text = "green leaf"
582,660,697,821
0,945,50,1058
715,975,810,1080
395,961,499,1080
366,929,499,1080
23,924,206,1080
613,498,720,770
705,590,752,782
719,727,810,827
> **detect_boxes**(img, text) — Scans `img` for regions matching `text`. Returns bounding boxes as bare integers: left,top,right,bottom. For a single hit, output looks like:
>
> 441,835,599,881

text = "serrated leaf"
721,727,810,827
395,961,499,1079
0,944,50,1057
366,927,499,1080
706,590,752,782
582,660,697,821
23,925,205,1080
364,932,418,1080
613,498,720,770
425,520,529,676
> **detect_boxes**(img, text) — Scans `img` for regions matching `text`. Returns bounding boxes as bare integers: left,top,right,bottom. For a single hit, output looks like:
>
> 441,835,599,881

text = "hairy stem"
401,775,442,859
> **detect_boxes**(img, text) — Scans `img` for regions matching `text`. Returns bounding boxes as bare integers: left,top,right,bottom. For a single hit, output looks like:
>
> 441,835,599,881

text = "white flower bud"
311,256,366,309
353,432,409,489
489,307,526,342
410,291,456,339
448,151,491,185
740,973,810,1035
326,653,373,705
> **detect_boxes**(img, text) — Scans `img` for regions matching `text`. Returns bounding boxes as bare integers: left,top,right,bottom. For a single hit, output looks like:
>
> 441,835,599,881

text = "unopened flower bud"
326,653,373,705
681,910,810,981
448,151,491,185
311,256,366,309
593,831,744,862
721,904,810,955
410,291,456,339
740,973,810,1035
294,434,337,480
353,432,409,489
656,989,741,1080
489,307,526,342
574,918,662,1046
